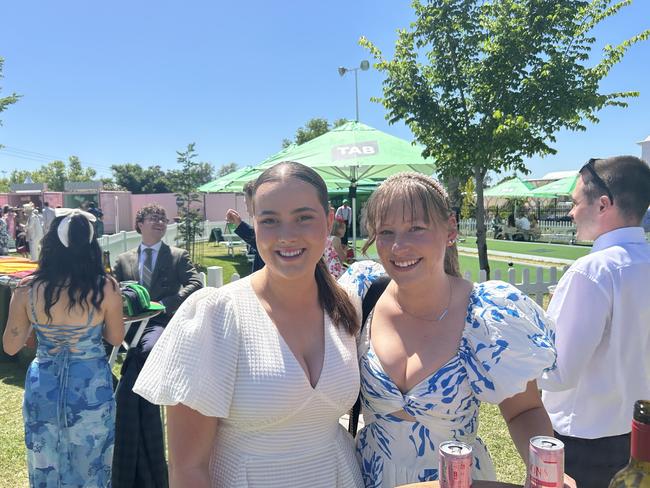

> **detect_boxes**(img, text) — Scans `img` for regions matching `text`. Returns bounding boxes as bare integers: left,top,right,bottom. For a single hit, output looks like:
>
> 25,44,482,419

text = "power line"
0,145,116,174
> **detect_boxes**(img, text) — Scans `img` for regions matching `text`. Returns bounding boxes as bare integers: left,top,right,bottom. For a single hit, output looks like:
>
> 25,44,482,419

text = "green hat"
121,283,166,317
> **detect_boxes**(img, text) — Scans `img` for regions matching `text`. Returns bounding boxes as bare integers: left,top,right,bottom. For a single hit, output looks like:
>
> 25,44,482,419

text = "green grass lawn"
459,236,591,261
458,254,565,282
0,361,29,488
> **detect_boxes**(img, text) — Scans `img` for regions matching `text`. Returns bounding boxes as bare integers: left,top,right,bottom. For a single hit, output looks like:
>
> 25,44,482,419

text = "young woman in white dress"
134,161,363,488
339,173,572,487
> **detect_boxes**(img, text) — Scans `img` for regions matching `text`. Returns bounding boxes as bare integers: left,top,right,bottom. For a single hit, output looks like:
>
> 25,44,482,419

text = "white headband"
54,208,97,248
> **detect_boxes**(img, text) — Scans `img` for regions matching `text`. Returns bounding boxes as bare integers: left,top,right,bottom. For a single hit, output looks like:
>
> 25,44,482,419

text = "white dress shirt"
335,205,352,225
516,216,531,230
540,227,650,438
138,241,163,285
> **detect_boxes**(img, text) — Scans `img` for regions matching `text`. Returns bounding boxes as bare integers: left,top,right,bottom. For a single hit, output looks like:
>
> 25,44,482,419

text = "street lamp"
338,60,370,122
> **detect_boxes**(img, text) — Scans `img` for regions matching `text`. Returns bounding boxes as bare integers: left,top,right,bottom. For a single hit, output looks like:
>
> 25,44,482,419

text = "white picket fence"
461,266,567,306
458,218,575,236
98,219,226,265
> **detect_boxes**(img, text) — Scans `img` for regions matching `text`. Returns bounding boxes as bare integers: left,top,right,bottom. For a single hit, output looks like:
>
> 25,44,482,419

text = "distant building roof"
637,135,650,144
540,170,579,181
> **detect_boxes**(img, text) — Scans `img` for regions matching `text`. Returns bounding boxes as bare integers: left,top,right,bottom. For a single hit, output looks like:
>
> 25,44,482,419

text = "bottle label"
631,419,650,463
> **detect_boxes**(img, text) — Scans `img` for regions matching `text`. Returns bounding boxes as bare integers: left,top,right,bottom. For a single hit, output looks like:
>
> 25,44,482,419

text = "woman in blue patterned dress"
339,173,559,488
3,209,124,487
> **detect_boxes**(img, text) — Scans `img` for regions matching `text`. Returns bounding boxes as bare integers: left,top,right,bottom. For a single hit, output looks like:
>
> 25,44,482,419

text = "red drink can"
439,440,472,488
527,436,564,488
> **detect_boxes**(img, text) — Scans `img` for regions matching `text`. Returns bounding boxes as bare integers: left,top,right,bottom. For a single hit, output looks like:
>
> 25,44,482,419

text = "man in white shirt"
515,213,530,230
540,155,650,487
335,199,352,246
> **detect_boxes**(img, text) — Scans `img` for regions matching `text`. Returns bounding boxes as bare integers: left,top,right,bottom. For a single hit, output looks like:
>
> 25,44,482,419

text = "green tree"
282,117,349,147
217,162,237,178
111,163,146,193
66,155,97,182
111,163,172,194
141,165,172,194
39,160,67,191
361,0,649,277
0,56,20,150
174,143,205,260
99,177,124,191
460,177,476,220
7,157,98,191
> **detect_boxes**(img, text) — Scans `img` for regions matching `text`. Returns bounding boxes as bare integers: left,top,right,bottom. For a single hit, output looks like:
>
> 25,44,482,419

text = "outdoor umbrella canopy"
483,177,535,198
197,166,261,193
530,174,578,198
256,121,436,251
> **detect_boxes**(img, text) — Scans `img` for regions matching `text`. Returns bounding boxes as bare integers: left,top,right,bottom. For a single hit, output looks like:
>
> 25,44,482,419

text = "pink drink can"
527,436,564,488
439,441,472,488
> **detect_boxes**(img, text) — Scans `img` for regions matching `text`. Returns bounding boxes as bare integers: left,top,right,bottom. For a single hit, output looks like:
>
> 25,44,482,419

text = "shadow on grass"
0,360,27,389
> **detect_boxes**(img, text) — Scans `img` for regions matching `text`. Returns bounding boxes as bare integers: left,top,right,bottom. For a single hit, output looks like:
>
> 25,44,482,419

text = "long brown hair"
362,172,461,277
253,161,359,335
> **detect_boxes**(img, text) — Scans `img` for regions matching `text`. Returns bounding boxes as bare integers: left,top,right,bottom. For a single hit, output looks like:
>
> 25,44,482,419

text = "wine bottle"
609,400,650,487
103,250,113,276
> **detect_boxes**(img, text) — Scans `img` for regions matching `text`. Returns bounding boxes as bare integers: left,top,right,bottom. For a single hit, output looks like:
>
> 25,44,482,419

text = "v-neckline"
247,279,328,390
365,283,477,396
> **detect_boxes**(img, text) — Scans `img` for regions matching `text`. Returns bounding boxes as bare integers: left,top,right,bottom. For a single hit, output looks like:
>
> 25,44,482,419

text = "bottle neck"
630,419,650,463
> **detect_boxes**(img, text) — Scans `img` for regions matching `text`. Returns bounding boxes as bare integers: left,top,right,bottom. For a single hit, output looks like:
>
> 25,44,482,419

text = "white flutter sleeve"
133,286,239,418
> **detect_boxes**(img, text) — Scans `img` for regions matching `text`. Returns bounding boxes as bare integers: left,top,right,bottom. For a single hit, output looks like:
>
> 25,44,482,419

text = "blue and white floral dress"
339,261,557,488
23,286,115,487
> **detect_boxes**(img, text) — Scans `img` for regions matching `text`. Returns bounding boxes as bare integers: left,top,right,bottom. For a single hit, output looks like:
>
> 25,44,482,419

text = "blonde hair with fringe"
362,172,461,278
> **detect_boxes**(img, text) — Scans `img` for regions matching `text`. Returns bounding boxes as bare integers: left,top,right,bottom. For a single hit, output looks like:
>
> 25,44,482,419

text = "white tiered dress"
134,277,364,488
339,261,557,488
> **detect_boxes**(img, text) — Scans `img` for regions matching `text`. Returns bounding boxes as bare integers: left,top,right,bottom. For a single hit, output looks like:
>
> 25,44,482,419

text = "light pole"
338,60,370,122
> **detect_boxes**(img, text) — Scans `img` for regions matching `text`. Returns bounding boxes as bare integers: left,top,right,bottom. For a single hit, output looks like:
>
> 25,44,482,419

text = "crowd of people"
1,155,649,488
0,200,104,260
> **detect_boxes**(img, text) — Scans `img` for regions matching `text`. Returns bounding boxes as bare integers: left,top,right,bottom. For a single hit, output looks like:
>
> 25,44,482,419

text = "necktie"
142,248,153,288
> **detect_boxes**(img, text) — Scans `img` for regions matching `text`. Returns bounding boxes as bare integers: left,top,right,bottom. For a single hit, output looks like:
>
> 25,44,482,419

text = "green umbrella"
197,166,260,193
483,177,535,198
530,174,578,198
256,121,436,250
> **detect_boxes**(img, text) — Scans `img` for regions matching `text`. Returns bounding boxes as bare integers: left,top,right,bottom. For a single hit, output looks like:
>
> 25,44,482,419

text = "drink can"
527,436,564,488
439,440,472,488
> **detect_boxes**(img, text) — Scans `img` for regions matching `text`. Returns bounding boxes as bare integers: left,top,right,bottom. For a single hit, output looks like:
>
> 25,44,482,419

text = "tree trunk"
474,165,490,280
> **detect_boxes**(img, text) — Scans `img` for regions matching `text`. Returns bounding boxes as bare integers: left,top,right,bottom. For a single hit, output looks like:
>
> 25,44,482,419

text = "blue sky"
1,1,649,181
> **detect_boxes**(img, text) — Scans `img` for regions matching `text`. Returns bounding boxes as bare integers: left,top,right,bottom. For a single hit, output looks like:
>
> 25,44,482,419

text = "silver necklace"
393,276,452,322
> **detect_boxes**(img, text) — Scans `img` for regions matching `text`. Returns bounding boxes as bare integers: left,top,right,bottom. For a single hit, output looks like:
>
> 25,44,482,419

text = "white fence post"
230,273,240,282
207,266,223,287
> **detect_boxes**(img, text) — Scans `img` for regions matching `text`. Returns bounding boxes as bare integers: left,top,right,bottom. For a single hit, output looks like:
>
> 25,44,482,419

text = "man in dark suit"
112,203,203,488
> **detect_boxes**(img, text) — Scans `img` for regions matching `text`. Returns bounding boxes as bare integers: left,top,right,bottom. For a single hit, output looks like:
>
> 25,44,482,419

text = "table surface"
397,482,521,488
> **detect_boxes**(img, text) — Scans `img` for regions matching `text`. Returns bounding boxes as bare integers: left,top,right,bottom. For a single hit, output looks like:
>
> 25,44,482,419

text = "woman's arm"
499,380,553,464
102,277,125,346
2,286,32,356
167,403,219,488
501,382,576,487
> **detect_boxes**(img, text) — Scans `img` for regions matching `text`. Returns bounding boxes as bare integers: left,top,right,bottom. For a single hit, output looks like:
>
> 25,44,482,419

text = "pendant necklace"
393,276,452,322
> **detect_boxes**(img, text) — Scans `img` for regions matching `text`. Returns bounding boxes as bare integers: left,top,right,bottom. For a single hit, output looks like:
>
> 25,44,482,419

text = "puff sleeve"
460,281,556,404
133,286,239,418
338,260,386,303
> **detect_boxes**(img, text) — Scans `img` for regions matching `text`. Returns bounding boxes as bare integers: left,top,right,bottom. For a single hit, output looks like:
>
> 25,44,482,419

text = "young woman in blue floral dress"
339,173,559,487
3,209,124,487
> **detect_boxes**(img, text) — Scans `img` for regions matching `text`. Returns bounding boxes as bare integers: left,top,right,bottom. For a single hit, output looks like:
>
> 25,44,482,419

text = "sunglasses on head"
580,158,614,205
